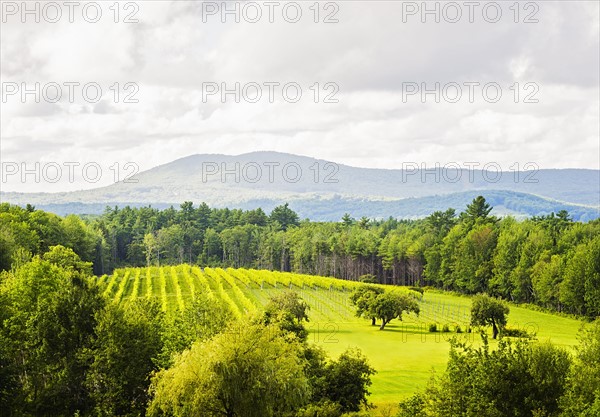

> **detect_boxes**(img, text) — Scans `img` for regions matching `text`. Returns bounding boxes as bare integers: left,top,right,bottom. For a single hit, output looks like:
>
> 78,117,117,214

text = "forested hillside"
1,197,599,317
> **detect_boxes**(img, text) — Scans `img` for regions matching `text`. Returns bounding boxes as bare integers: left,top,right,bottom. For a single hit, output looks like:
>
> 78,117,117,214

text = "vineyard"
97,265,473,327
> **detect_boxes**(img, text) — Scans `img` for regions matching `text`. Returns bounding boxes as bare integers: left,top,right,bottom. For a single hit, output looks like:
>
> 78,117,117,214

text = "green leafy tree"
147,320,310,417
143,232,158,266
461,195,494,225
453,224,497,293
157,224,185,264
372,291,420,330
583,236,600,316
490,217,527,299
341,213,355,227
420,336,571,417
263,291,310,341
350,285,384,326
0,255,104,415
199,228,223,265
397,394,427,417
470,294,509,339
426,208,457,238
531,253,563,309
86,299,164,416
42,244,93,275
312,348,376,413
561,319,600,416
296,400,343,417
244,208,268,226
270,203,300,231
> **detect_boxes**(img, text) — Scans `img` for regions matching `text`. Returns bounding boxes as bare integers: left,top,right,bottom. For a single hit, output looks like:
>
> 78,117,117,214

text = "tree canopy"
470,294,510,339
147,320,310,417
399,335,572,417
350,286,420,330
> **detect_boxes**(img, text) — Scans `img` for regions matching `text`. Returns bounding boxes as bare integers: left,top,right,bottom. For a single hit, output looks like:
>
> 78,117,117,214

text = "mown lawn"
308,291,584,409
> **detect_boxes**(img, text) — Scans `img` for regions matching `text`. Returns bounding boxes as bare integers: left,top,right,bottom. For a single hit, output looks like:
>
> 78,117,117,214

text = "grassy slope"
312,291,584,406
100,266,584,409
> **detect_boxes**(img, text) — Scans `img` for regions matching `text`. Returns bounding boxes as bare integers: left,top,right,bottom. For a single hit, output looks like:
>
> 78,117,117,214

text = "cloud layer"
1,1,598,192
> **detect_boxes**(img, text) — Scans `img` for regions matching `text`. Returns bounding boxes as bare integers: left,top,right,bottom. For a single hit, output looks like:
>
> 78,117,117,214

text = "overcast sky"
1,0,599,192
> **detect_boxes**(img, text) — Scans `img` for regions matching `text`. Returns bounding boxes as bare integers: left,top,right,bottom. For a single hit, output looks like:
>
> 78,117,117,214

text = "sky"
1,0,599,192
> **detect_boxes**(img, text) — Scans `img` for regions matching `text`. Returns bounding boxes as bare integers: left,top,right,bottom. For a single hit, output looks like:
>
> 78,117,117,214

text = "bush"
296,400,342,417
397,393,427,417
502,327,536,339
442,324,450,333
408,286,424,294
406,290,424,301
358,274,377,284
428,323,437,332
455,325,463,333
418,337,571,416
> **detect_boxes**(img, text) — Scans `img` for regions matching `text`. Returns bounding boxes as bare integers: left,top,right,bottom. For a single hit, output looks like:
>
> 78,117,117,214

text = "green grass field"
98,265,584,410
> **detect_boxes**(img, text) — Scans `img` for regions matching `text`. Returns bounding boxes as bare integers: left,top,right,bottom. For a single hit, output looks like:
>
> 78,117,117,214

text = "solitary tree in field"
350,285,384,326
470,294,509,339
373,292,420,330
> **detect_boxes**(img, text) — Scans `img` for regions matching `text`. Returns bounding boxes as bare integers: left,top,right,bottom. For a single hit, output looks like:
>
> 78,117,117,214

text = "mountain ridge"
2,151,599,220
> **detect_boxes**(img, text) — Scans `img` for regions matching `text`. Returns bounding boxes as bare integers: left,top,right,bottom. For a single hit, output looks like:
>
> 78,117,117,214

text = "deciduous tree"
470,294,509,339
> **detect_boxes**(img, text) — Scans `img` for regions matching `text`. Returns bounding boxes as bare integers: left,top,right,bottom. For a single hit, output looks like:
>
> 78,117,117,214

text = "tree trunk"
379,319,388,330
371,317,376,326
492,321,499,339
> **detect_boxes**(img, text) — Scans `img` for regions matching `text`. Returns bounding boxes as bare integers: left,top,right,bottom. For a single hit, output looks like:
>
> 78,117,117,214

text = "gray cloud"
0,1,598,193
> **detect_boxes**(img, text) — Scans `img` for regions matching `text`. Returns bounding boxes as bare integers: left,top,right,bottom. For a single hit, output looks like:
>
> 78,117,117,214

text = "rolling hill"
2,152,598,220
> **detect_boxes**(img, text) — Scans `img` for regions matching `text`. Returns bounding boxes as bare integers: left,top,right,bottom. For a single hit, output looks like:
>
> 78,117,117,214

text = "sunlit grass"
99,265,584,409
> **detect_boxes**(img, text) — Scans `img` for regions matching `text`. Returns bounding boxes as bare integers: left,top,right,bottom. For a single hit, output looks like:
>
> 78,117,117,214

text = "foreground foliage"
148,320,310,417
398,321,600,417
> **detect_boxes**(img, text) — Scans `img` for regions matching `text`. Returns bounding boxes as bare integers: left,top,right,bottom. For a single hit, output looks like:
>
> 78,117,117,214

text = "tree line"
1,197,599,317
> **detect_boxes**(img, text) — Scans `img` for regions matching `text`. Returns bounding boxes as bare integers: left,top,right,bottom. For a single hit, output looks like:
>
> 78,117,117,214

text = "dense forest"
1,197,599,317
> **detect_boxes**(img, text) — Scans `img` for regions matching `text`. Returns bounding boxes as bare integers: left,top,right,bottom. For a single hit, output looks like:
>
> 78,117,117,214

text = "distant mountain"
2,152,599,220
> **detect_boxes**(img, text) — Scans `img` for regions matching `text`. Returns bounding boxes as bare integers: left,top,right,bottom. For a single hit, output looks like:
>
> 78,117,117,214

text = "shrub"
358,274,377,284
442,324,450,333
406,290,424,301
397,393,427,417
502,327,536,339
428,323,437,332
455,325,463,333
408,286,424,294
295,400,342,417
